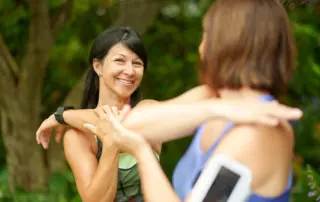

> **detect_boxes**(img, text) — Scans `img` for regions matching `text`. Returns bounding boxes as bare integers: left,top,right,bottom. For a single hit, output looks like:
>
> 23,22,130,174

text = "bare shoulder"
214,123,294,189
63,128,95,154
136,99,159,107
217,123,293,157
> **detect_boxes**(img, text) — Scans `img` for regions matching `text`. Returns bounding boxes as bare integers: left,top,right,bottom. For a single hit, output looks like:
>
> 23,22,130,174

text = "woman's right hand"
83,105,131,146
36,114,67,149
104,105,149,156
211,98,303,126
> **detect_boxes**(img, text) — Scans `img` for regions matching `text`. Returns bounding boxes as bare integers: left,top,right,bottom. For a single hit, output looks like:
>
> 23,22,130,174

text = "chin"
116,89,136,99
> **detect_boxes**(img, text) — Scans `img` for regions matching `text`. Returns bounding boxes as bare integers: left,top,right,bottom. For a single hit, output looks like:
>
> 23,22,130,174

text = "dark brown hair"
200,0,296,97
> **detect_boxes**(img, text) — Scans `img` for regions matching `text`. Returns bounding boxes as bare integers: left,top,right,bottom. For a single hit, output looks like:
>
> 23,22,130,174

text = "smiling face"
93,43,144,98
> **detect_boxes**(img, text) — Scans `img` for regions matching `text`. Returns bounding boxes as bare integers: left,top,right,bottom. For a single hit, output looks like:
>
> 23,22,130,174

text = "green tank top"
96,136,159,202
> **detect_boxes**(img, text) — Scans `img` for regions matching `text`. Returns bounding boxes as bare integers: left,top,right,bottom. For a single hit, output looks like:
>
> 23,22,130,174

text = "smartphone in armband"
189,154,252,202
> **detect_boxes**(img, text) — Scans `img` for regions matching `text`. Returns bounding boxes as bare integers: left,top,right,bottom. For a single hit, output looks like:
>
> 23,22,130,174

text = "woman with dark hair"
68,0,298,202
49,26,158,202
37,10,302,201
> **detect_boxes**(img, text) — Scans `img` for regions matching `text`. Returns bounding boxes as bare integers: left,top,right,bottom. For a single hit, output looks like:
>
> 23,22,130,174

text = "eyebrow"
115,54,142,61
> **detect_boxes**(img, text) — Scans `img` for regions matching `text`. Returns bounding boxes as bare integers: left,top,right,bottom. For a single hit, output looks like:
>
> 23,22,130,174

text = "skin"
62,43,161,202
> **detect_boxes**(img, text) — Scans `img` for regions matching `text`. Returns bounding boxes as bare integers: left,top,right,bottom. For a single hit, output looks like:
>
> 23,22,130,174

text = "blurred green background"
1,0,320,201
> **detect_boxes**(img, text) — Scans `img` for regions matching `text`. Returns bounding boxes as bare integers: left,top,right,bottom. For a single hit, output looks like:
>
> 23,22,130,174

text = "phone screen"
202,166,240,202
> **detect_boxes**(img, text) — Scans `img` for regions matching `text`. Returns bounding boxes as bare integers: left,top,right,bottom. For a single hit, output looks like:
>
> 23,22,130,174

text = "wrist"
102,138,119,152
135,143,152,160
205,99,224,120
200,100,220,120
62,109,75,125
54,106,74,125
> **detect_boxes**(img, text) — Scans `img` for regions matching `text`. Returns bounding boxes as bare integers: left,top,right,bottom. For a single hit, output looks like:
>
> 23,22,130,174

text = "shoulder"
63,128,96,155
217,123,293,153
214,123,293,187
136,99,159,107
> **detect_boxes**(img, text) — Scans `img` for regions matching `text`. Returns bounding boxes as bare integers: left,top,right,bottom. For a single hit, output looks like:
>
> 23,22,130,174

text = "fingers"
41,130,51,149
111,106,119,117
263,102,303,120
94,107,106,119
256,116,279,126
55,126,67,143
119,105,131,122
36,120,47,144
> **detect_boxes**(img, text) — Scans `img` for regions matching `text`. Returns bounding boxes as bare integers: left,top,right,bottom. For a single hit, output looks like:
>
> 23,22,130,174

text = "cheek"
135,69,144,83
102,64,121,78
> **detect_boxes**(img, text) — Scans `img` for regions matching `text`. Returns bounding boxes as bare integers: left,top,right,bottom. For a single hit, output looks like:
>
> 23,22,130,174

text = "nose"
123,63,135,76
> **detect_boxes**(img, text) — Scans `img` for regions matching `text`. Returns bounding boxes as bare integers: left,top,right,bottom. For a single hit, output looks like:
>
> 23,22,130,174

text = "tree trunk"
1,110,48,192
0,0,73,192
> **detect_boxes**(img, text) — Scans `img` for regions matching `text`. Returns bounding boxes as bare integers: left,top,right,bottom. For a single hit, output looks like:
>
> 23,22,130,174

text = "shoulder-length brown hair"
200,0,296,97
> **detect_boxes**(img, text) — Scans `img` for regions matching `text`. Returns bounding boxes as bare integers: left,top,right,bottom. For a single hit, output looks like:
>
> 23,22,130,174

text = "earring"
97,72,102,77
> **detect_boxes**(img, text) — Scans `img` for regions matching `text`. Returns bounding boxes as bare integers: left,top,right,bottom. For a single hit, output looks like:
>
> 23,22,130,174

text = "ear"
92,58,103,76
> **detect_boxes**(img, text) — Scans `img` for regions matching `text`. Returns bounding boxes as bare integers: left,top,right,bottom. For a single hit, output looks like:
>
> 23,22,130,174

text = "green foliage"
0,1,320,202
0,166,81,202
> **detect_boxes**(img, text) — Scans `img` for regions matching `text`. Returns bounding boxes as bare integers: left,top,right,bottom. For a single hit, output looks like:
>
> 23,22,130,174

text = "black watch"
54,106,74,125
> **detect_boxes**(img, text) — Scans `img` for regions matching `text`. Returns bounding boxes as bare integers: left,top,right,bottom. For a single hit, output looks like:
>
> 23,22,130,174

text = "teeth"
119,79,133,85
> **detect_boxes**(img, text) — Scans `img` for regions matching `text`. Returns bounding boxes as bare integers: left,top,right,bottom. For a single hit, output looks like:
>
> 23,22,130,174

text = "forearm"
135,145,180,202
84,145,119,202
64,109,97,132
123,101,217,143
63,102,216,143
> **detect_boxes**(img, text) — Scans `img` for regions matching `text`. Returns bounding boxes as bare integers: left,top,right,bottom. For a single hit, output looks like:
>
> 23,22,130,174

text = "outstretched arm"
37,85,302,147
36,85,215,147
62,85,213,132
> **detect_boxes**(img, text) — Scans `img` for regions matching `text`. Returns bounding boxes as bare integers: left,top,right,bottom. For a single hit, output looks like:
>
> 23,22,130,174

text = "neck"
97,85,130,109
218,88,269,99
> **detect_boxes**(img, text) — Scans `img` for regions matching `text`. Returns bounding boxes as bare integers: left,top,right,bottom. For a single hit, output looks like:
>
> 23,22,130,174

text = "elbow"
82,186,117,202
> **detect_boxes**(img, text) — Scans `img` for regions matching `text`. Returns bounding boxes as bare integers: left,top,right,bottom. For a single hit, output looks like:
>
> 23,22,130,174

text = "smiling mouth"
117,79,134,86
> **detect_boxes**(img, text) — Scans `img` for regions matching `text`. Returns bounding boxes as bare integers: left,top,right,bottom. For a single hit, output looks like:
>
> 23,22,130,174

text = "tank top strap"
95,135,103,160
285,168,293,190
203,94,275,159
205,122,235,158
259,94,275,101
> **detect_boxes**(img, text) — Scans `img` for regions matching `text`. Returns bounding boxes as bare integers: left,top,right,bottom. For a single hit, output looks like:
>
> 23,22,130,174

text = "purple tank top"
172,95,292,202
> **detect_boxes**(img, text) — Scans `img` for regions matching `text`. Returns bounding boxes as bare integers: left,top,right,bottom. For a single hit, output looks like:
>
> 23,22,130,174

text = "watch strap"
54,106,74,125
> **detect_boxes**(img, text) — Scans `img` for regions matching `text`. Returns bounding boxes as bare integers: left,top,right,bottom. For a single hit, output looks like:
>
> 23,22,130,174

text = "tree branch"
50,0,73,39
114,0,162,34
0,33,19,86
17,0,53,116
63,0,164,107
0,34,24,122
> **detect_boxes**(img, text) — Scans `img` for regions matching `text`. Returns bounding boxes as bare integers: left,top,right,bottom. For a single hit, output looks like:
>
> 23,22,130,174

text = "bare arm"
62,85,215,142
62,85,212,130
63,129,118,202
37,84,302,148
130,144,181,202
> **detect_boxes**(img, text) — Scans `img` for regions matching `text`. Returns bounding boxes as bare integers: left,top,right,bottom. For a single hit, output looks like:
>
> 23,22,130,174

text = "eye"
133,61,143,67
114,58,125,63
